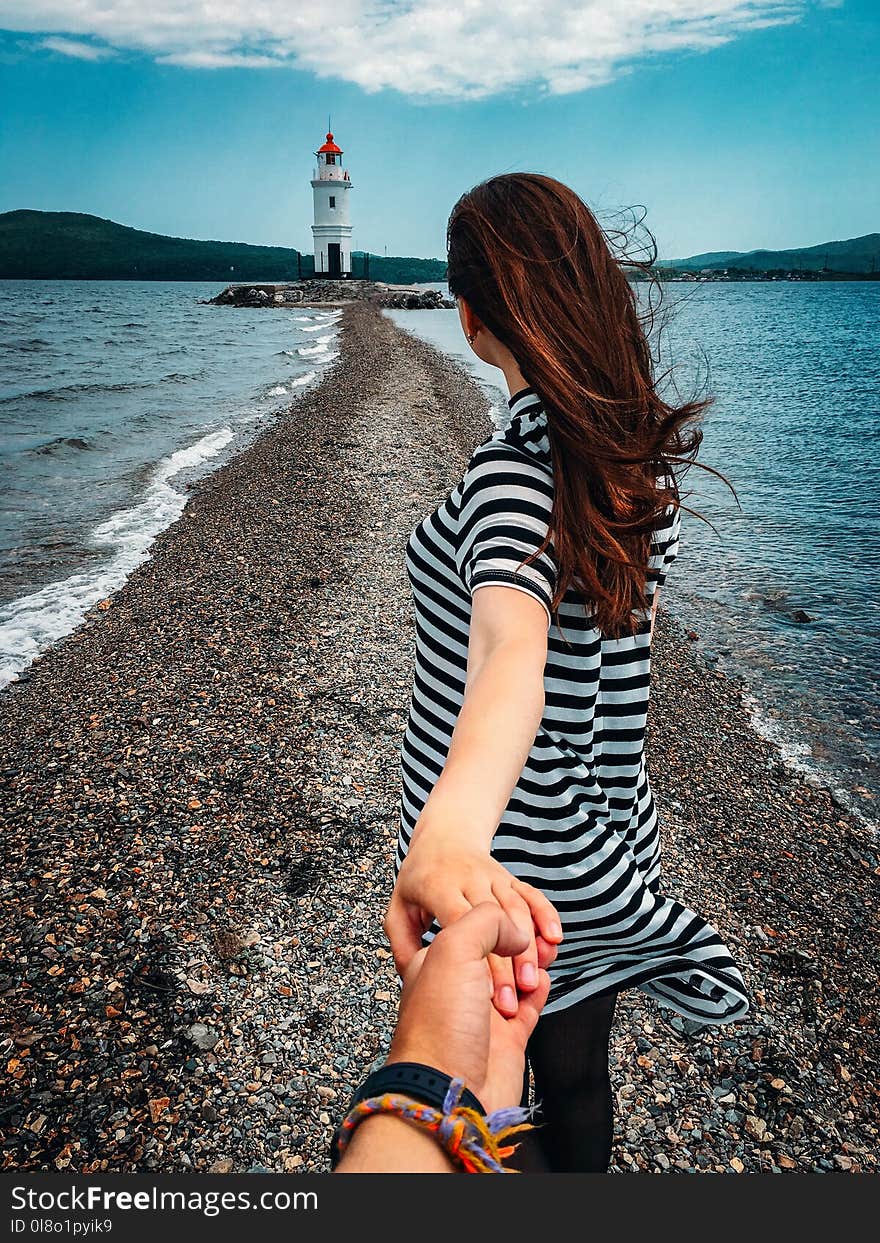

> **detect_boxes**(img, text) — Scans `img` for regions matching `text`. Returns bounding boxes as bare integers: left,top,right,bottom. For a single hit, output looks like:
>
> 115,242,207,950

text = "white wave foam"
293,316,315,323
298,343,330,356
267,385,288,397
297,329,337,345
0,427,235,688
290,371,317,387
299,324,329,333
743,688,878,836
742,690,813,771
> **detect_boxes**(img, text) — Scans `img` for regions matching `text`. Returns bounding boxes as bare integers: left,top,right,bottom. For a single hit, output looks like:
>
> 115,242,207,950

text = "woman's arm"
416,583,547,849
385,585,562,1016
651,586,660,638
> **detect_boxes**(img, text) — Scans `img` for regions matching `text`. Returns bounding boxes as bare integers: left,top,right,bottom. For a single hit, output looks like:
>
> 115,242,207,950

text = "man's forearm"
413,640,545,851
335,1113,455,1174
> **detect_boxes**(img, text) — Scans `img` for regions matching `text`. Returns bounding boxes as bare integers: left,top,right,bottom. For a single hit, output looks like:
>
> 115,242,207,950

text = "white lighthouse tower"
311,130,353,278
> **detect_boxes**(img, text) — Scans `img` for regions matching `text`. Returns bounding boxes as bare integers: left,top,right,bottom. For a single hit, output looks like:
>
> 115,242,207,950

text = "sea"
0,280,340,685
387,282,880,822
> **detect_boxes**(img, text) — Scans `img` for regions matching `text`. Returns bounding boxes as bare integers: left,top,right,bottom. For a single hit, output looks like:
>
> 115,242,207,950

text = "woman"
384,173,749,1173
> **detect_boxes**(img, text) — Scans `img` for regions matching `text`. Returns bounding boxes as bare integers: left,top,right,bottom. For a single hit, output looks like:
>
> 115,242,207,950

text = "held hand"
386,903,552,1114
384,839,562,1018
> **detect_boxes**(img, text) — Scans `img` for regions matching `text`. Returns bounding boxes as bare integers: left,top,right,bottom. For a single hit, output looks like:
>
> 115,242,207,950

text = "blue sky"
0,1,877,260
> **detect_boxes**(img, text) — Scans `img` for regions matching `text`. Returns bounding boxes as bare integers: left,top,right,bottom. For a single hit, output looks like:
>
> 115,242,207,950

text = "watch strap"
329,1061,486,1169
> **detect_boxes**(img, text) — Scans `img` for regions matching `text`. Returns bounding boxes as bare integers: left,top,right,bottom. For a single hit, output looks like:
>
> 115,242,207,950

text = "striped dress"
395,386,749,1024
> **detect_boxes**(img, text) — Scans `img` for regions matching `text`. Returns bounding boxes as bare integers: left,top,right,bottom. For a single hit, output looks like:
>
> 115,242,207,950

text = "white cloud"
39,35,115,61
4,2,817,99
156,50,283,70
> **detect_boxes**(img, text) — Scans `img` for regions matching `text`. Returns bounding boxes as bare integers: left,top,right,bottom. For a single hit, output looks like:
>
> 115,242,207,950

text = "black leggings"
515,990,619,1173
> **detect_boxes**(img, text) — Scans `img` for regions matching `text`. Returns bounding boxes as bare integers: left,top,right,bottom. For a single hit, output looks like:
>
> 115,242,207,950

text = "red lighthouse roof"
317,131,342,154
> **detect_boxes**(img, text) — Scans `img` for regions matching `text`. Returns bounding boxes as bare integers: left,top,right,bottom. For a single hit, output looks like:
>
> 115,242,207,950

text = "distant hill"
662,234,879,274
352,251,447,285
657,250,744,269
0,210,448,283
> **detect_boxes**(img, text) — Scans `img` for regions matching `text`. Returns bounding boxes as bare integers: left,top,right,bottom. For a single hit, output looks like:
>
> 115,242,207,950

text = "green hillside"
665,234,879,274
0,210,448,283
353,252,447,285
657,250,743,269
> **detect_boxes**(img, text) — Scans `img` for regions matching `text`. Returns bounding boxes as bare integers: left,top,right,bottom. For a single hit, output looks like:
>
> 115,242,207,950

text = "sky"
0,1,877,261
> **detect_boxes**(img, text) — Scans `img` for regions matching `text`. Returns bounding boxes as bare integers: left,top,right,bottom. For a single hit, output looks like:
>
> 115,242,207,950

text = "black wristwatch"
329,1061,486,1169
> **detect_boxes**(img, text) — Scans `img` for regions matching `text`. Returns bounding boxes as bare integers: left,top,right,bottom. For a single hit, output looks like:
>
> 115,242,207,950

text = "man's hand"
385,902,555,1114
336,904,556,1171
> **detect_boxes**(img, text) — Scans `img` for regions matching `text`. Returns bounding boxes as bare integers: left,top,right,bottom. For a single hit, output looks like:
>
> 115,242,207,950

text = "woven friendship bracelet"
334,1077,536,1173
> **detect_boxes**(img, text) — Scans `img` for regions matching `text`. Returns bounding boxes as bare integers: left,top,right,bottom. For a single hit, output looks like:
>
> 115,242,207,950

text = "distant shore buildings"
664,267,878,282
311,130,353,278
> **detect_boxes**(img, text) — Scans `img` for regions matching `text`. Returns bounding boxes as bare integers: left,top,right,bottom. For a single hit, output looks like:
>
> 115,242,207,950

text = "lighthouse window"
326,153,336,165
329,196,336,208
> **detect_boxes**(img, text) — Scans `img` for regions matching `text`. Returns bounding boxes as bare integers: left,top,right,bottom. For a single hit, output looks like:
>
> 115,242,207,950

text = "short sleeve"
649,503,681,590
455,450,557,626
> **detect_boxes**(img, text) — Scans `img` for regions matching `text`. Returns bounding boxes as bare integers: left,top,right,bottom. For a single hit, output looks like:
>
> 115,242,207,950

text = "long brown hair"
446,172,712,638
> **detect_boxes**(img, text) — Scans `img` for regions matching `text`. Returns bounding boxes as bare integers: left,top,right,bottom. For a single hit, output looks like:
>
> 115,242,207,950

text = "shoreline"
1,304,877,1173
0,293,343,689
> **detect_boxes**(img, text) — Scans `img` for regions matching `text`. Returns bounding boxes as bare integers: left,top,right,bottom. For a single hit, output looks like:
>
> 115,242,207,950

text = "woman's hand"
384,836,563,1018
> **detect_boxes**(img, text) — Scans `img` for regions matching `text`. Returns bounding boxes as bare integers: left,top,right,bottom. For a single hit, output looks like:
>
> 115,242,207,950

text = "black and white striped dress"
395,386,749,1024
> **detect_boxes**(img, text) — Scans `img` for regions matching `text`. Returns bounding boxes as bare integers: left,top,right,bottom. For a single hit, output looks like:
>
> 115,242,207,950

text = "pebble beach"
1,303,877,1174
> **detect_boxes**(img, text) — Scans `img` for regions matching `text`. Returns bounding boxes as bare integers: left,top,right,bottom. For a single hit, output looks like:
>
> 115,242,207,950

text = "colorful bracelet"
334,1076,536,1173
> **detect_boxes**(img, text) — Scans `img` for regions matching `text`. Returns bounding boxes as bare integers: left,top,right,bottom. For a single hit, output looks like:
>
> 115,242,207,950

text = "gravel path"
1,304,876,1174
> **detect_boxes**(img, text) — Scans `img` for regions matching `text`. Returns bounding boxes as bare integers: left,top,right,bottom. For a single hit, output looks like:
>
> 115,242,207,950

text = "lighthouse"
311,130,353,278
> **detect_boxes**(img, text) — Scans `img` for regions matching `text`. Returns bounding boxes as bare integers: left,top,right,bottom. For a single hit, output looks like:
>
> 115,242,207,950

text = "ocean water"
388,283,880,819
0,280,340,685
